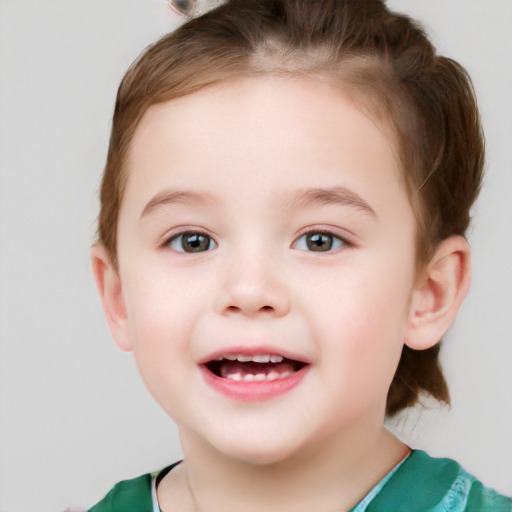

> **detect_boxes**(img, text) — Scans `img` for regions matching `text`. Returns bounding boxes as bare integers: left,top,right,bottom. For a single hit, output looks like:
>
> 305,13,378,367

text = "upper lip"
198,346,312,365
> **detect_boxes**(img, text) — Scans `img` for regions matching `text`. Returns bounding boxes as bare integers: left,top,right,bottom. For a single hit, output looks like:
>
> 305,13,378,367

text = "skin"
92,76,471,511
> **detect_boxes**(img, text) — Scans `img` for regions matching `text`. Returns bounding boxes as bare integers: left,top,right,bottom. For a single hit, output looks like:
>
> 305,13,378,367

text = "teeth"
219,353,284,363
252,355,270,363
224,371,292,381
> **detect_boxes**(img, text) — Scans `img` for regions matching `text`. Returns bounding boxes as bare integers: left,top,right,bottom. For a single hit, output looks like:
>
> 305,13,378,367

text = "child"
88,0,512,510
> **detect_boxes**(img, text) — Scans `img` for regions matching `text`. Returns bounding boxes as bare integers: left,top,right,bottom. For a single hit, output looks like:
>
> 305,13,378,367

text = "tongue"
219,360,296,379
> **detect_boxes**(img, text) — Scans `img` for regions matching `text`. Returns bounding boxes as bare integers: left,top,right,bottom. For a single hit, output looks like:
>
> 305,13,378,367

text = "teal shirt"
89,450,511,512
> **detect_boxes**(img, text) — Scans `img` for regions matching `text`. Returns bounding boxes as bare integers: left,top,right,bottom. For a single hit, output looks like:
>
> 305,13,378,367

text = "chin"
209,430,308,467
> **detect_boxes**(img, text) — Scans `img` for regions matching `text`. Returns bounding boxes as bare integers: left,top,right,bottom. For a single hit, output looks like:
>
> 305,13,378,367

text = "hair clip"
167,0,224,18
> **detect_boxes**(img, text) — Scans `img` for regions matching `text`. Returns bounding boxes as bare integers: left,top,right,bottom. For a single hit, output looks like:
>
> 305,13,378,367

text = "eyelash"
292,229,349,253
164,228,350,254
166,231,217,253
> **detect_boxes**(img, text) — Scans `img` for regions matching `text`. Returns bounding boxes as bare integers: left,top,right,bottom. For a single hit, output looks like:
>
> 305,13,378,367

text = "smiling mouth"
205,354,307,382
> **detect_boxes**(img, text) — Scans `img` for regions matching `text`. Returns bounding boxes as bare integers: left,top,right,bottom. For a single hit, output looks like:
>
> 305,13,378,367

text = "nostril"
225,305,273,314
218,283,290,317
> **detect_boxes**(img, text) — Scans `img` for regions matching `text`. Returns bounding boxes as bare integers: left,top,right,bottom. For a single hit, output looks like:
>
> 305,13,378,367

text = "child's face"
111,76,419,464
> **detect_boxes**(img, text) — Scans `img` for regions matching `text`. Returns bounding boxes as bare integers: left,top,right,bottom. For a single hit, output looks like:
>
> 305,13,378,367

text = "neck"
158,422,410,512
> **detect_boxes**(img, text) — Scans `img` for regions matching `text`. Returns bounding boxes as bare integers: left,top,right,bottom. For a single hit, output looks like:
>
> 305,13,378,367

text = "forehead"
123,76,407,219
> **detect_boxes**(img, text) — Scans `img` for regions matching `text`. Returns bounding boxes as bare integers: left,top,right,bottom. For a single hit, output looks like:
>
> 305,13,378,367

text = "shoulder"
464,475,512,512
87,471,153,512
369,450,511,512
87,463,178,512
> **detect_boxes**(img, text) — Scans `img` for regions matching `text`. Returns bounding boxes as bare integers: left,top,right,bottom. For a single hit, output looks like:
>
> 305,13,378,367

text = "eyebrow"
141,189,216,218
141,186,377,219
284,186,378,219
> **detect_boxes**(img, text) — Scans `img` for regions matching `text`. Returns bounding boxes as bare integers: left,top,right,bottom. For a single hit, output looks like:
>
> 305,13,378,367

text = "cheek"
124,281,197,419
120,270,203,383
123,260,207,335
318,289,408,362
307,255,414,384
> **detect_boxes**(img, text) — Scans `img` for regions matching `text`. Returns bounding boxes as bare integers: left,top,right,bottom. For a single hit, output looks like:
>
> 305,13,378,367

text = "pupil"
184,233,209,252
307,233,332,251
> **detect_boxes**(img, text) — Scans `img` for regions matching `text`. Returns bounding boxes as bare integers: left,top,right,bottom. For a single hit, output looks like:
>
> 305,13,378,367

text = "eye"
168,232,217,253
293,231,345,252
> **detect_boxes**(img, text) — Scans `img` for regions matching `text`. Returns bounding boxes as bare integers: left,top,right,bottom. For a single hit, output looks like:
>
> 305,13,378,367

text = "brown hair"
98,0,484,415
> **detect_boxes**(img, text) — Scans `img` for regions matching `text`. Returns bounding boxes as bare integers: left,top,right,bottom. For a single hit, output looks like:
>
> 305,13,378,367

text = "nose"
215,251,291,318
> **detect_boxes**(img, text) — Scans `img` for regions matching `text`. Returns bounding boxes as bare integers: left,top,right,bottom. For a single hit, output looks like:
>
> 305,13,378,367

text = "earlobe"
91,244,133,352
405,236,471,351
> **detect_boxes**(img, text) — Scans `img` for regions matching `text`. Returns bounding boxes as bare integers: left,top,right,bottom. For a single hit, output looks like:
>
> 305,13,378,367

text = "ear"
91,244,133,352
405,236,471,350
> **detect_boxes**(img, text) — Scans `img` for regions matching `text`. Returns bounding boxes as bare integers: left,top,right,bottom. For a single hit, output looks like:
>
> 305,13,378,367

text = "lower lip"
200,365,310,402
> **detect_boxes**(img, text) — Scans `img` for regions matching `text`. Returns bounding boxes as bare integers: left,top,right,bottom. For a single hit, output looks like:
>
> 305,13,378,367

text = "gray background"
0,1,510,510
